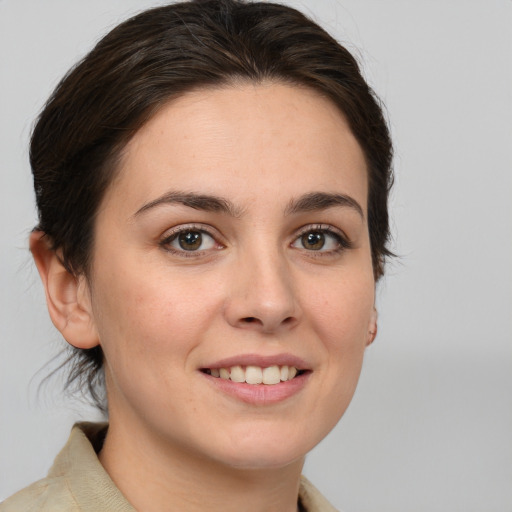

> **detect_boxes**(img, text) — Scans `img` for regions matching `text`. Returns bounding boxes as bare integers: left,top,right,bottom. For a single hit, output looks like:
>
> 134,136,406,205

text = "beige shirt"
1,422,339,512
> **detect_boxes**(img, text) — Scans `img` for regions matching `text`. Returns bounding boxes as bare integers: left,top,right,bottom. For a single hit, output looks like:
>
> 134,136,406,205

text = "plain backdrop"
1,1,511,511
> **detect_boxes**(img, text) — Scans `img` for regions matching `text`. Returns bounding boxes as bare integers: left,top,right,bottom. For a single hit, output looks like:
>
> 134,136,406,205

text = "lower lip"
202,372,310,405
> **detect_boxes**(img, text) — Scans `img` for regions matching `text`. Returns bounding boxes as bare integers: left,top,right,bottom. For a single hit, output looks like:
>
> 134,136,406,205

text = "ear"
366,307,378,346
30,231,99,349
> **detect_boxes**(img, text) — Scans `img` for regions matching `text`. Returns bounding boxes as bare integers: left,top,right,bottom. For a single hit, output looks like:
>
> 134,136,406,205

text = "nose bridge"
224,236,299,333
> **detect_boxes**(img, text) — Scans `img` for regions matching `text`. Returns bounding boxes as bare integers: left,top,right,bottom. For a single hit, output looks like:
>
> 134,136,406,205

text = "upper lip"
201,353,310,370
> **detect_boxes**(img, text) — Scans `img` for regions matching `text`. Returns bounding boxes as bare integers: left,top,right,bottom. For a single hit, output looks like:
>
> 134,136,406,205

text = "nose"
223,247,300,334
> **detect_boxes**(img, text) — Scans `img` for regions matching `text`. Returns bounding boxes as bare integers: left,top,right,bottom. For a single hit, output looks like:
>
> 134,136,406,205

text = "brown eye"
178,231,203,251
292,227,347,253
163,229,217,253
301,231,325,250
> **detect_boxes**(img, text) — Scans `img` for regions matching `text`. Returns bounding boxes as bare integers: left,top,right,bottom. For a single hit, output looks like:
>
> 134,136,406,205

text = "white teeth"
230,365,245,383
262,366,281,385
208,365,301,385
245,365,263,384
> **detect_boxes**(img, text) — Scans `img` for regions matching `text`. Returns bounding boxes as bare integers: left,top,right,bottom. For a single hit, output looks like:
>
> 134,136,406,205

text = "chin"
205,427,319,471
218,448,306,471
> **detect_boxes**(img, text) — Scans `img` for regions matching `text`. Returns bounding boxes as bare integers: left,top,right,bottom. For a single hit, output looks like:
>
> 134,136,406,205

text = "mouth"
201,365,306,385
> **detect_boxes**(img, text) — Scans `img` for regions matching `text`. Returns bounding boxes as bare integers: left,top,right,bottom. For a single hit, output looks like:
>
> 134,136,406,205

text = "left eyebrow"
284,192,364,219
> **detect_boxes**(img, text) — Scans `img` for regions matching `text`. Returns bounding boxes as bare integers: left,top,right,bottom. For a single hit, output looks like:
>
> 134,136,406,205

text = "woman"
1,0,393,511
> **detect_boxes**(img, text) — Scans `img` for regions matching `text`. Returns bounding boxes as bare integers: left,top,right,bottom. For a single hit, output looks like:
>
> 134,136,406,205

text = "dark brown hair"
32,0,393,410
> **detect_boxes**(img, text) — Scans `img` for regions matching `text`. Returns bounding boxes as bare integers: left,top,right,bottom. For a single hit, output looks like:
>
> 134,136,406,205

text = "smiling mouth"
201,365,306,385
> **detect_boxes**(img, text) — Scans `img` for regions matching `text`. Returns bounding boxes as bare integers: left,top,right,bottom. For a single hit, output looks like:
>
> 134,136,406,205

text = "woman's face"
86,83,376,469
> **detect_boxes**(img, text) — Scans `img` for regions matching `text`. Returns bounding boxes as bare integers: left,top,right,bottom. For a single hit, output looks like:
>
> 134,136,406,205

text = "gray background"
1,1,511,511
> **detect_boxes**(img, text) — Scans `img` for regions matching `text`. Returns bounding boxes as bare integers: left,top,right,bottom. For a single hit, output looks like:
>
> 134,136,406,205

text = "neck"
99,414,304,512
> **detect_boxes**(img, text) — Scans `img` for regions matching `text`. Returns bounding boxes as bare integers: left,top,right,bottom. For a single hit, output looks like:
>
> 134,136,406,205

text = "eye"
291,227,350,253
162,228,218,253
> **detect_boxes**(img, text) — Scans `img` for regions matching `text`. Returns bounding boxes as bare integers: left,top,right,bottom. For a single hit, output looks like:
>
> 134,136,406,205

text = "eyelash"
159,223,352,257
159,224,223,257
293,224,352,256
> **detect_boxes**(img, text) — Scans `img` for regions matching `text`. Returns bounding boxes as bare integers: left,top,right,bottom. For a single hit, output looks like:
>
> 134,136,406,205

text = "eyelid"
295,223,348,239
159,223,225,253
158,222,352,257
292,223,352,252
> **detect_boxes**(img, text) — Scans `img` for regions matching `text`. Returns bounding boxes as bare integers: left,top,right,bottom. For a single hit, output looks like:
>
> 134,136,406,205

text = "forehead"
105,82,368,216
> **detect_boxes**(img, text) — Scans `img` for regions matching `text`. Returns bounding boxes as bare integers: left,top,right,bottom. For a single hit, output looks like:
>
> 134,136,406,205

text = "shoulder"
1,422,133,512
0,476,80,512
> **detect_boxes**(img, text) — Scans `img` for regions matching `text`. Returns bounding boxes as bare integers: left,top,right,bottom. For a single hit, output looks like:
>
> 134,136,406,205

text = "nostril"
235,313,297,331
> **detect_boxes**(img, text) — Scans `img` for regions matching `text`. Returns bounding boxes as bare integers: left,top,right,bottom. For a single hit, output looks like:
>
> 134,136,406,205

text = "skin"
31,82,377,512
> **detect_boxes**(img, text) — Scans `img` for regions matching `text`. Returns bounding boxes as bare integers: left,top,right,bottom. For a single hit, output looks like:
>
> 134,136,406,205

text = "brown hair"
32,0,393,410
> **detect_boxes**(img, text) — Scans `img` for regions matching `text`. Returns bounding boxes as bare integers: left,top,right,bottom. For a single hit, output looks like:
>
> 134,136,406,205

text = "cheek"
306,272,374,351
89,263,222,420
303,269,374,405
90,258,223,364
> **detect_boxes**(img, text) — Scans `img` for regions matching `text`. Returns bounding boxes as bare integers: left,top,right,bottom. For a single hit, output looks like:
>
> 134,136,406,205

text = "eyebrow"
284,192,364,219
134,191,244,218
134,190,363,220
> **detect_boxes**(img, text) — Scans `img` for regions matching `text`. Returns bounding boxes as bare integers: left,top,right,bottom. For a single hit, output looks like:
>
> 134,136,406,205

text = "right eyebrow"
133,191,245,218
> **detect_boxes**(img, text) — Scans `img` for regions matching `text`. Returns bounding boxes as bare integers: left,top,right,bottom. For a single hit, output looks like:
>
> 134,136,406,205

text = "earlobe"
29,231,99,349
366,307,378,346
